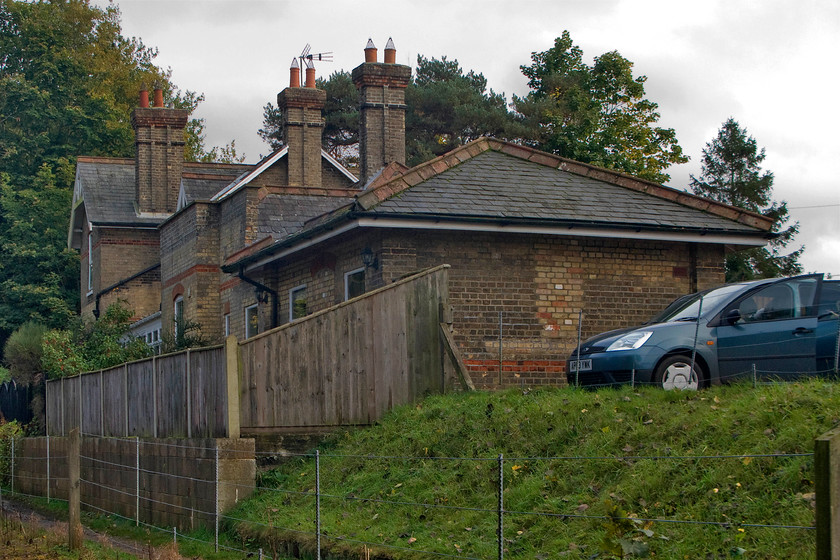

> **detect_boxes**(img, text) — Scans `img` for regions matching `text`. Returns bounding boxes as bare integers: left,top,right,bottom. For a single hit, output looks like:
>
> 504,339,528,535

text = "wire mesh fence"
0,433,819,559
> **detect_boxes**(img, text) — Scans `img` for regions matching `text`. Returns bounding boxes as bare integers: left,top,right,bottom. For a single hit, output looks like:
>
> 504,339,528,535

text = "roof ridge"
77,156,133,165
355,138,774,231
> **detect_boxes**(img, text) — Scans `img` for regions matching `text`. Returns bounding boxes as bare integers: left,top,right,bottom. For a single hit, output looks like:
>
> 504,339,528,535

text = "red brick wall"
236,228,724,389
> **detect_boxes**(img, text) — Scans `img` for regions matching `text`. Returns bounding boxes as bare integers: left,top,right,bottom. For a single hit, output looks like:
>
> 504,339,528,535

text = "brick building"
69,39,774,387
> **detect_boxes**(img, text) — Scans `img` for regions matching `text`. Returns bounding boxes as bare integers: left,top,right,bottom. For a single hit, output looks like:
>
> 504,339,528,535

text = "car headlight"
606,331,653,351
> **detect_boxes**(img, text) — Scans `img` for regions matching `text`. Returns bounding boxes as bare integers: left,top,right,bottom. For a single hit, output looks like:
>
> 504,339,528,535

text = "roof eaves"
210,147,288,202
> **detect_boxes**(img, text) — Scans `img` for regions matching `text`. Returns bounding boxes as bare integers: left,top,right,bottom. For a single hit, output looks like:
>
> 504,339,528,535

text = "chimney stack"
277,60,326,187
131,85,188,214
352,37,411,184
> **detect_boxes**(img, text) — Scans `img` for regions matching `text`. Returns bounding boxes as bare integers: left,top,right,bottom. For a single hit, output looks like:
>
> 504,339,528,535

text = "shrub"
3,322,48,386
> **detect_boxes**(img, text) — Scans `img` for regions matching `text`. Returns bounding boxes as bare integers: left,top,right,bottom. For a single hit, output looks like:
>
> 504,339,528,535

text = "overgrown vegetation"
230,381,836,559
40,301,152,379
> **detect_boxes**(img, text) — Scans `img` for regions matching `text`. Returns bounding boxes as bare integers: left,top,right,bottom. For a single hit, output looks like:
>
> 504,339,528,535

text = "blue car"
567,274,840,389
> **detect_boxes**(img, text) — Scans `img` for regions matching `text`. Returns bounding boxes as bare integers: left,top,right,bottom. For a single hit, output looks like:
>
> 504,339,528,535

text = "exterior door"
716,276,820,380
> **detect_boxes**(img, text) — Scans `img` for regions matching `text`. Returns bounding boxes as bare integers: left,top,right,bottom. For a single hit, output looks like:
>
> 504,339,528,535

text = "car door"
715,275,820,380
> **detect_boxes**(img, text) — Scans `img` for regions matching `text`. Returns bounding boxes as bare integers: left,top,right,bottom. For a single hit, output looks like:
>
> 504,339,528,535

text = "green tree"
690,118,802,280
3,321,48,386
405,55,525,167
514,31,688,184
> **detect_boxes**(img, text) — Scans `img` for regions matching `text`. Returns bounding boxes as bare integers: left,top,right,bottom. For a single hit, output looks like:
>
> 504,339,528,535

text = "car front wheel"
654,355,703,390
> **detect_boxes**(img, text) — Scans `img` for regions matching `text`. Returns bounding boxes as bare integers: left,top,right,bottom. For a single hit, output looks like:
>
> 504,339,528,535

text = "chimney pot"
139,85,149,108
304,61,316,88
364,38,377,63
153,85,164,108
290,58,301,88
384,37,396,64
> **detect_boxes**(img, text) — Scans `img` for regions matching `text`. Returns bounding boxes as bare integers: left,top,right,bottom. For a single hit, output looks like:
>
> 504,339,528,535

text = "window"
245,304,259,339
87,231,93,294
345,268,365,301
289,285,307,321
224,313,231,337
174,296,184,341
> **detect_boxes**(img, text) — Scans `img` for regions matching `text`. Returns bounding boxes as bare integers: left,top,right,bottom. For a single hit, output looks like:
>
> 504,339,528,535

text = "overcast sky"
108,0,840,276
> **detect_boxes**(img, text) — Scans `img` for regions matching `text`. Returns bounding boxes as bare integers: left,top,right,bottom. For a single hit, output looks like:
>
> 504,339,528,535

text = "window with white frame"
245,304,259,339
344,268,365,301
289,284,307,322
174,296,184,342
87,230,93,294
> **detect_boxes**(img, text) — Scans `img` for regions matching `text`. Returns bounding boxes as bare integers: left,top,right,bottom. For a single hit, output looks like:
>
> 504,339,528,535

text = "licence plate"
568,359,592,372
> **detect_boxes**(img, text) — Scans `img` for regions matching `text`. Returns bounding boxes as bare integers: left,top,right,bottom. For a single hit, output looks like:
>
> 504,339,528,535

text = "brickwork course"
69,38,774,388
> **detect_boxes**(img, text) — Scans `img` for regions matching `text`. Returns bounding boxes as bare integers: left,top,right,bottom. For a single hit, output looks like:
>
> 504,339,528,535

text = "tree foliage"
690,118,802,280
3,321,48,386
514,31,688,184
259,57,525,168
0,0,232,353
41,301,152,379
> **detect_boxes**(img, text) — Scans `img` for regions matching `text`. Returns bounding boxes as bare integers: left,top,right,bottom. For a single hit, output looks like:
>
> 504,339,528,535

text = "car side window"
737,284,795,322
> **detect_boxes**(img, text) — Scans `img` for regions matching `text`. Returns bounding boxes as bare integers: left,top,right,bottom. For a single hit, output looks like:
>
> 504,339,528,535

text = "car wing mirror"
724,308,741,325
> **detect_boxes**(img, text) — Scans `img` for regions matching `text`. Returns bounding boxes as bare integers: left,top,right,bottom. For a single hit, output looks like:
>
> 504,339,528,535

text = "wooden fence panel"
190,346,227,437
156,353,187,438
80,373,102,436
101,365,126,437
127,359,155,437
239,265,450,430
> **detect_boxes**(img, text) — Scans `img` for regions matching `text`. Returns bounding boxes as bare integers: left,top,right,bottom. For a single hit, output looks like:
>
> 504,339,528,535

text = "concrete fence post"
186,349,192,438
68,428,82,550
225,335,241,439
816,425,840,559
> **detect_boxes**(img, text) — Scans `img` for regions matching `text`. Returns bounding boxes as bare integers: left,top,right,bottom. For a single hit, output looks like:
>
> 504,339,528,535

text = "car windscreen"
647,284,747,324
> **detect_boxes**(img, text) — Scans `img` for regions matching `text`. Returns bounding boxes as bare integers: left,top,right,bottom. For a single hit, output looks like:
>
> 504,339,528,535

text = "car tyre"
654,355,703,391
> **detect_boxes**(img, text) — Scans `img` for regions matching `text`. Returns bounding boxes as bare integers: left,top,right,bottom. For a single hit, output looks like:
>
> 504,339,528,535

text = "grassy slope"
229,381,839,559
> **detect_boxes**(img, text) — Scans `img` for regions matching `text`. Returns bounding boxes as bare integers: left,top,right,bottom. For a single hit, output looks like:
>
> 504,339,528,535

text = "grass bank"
228,380,839,559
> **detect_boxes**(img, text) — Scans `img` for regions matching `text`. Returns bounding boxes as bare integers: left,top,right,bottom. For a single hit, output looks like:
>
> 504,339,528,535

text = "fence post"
99,370,104,436
152,356,158,438
834,317,839,374
225,335,241,439
78,374,82,434
68,428,81,550
124,364,129,436
316,450,321,560
752,363,757,388
186,349,192,439
498,311,503,386
575,310,583,387
11,437,14,495
816,425,840,559
46,433,50,503
498,453,504,560
631,368,635,389
135,436,140,526
215,445,220,553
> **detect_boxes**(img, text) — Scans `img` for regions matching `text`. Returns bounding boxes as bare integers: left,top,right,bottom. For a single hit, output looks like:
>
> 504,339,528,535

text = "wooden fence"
45,340,238,439
44,265,461,438
239,265,453,431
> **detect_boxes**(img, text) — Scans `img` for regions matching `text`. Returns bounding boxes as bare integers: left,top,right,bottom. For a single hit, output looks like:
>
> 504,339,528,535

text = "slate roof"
363,150,760,233
74,158,159,226
227,138,773,272
181,173,239,206
258,193,356,239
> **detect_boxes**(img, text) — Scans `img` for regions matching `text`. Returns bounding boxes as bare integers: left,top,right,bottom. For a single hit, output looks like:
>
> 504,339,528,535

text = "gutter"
237,266,279,329
223,209,775,274
94,263,161,319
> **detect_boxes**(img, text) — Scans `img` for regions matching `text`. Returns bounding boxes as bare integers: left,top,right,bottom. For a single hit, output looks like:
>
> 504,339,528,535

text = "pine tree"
690,118,802,280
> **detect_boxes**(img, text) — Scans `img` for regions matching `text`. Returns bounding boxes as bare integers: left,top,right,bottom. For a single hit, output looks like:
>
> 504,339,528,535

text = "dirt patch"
0,495,188,559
